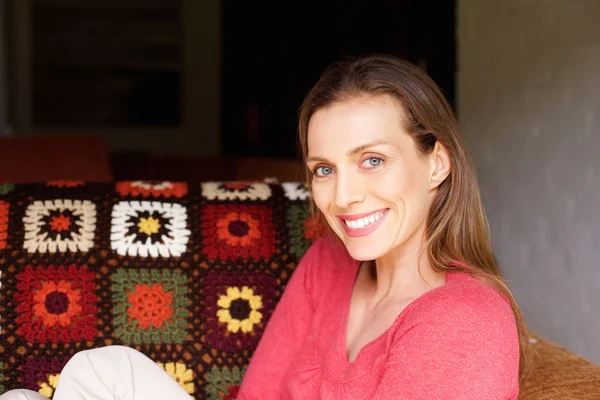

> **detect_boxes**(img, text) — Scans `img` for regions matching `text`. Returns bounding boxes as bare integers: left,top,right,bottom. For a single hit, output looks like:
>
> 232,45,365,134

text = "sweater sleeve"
373,283,520,400
237,239,325,400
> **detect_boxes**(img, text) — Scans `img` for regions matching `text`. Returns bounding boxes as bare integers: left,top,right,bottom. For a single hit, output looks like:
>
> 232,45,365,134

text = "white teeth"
343,211,386,230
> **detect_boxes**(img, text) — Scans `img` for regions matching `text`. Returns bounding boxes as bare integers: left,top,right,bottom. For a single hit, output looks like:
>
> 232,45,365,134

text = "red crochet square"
14,265,98,343
200,204,275,261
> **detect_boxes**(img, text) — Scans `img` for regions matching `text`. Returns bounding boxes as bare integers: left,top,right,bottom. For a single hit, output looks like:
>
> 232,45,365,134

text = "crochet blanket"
0,180,315,399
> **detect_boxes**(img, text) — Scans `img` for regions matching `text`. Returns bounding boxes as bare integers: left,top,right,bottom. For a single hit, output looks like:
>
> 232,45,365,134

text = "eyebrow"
306,140,392,163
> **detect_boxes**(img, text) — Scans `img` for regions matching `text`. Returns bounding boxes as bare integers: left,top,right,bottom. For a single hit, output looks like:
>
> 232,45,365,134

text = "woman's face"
306,95,446,262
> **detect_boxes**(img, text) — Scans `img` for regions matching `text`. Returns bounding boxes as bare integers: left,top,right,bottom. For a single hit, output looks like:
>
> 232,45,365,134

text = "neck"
369,227,445,301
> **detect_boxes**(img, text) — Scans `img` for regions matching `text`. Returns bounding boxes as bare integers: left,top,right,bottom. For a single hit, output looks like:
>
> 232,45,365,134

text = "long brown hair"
297,54,533,380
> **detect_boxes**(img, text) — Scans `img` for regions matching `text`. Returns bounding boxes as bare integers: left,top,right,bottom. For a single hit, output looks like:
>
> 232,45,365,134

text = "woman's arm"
237,240,324,400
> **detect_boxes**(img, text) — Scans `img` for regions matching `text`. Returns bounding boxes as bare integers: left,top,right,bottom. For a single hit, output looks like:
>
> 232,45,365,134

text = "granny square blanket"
0,180,317,399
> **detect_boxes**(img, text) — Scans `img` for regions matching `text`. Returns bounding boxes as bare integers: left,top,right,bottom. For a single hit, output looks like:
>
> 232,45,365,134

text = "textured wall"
458,0,600,363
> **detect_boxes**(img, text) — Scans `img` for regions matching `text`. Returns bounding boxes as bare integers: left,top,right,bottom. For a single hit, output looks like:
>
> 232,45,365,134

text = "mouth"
338,209,389,237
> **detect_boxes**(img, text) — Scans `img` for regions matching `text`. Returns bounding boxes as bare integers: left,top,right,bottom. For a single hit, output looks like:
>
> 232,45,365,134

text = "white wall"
458,0,600,363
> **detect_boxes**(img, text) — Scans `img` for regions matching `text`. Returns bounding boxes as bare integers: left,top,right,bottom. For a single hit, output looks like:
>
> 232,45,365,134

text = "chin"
340,237,388,262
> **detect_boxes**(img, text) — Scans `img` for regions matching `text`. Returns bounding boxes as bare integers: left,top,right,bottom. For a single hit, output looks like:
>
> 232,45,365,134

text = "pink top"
238,238,519,399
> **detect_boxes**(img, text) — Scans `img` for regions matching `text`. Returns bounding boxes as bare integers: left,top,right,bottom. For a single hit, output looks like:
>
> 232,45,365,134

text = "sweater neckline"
337,260,455,367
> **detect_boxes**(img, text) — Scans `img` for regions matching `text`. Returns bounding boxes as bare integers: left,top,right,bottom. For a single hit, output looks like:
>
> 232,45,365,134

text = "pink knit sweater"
238,238,519,399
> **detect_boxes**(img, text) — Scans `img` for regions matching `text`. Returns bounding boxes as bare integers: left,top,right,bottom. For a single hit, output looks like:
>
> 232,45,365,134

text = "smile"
343,210,386,229
338,209,389,237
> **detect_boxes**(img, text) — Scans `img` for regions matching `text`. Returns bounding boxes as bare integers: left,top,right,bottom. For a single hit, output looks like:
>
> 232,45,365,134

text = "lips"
338,209,389,237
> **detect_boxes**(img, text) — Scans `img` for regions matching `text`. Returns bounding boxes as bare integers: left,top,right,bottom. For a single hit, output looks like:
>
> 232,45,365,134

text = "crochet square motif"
201,270,277,352
200,204,275,261
22,199,96,254
15,265,98,343
110,200,191,258
112,268,188,344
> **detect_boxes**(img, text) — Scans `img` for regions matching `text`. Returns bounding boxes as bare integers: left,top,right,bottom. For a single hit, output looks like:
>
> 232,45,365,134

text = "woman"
237,54,531,399
0,54,531,399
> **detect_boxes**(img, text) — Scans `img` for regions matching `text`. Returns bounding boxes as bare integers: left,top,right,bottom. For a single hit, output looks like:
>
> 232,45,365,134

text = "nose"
334,170,365,209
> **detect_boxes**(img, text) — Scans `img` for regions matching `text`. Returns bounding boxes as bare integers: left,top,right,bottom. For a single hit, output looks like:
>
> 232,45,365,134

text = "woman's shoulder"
286,237,357,309
387,271,520,399
301,236,356,272
404,270,517,335
293,237,357,290
444,271,514,312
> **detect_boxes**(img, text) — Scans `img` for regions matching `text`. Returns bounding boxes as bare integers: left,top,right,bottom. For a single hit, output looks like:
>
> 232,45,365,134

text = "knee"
62,345,149,375
0,389,48,400
63,345,136,372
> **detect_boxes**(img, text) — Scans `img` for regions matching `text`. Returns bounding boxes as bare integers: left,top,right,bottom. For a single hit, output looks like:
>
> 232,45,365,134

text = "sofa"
0,180,598,399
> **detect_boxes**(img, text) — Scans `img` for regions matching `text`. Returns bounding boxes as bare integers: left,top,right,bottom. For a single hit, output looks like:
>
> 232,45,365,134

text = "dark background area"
29,0,183,127
2,0,455,181
221,0,456,158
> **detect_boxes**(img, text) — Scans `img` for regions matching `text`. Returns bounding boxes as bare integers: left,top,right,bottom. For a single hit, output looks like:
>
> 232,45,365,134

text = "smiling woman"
237,54,533,400
306,96,447,264
0,54,530,400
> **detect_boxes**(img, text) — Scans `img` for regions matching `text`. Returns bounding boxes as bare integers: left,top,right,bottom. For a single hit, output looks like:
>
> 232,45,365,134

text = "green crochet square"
205,366,247,400
286,204,323,259
111,268,188,344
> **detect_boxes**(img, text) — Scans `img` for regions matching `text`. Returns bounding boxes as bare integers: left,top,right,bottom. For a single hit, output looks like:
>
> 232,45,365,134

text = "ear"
428,141,451,191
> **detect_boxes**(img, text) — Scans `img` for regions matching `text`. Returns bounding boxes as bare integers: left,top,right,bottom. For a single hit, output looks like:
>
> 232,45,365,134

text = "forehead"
307,96,407,155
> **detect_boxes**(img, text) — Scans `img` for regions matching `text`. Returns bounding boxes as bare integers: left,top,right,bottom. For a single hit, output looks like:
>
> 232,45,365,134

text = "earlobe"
429,142,451,191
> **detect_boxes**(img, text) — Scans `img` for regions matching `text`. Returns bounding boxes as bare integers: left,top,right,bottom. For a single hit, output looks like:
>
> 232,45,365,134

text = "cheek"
375,169,428,211
373,170,411,200
311,185,330,214
400,174,433,220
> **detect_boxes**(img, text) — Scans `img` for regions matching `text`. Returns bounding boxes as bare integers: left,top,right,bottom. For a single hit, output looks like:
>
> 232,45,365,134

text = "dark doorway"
221,0,456,159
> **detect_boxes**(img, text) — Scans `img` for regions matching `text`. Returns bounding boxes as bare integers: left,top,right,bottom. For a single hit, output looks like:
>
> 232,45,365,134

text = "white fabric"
0,390,46,400
0,346,192,400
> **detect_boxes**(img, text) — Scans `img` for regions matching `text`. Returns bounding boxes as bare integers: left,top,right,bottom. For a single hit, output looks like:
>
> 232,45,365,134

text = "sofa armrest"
520,334,600,399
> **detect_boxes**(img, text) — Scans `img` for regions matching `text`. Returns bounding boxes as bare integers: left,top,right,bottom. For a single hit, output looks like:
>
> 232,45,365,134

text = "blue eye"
315,166,333,177
363,157,383,168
